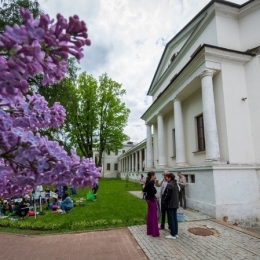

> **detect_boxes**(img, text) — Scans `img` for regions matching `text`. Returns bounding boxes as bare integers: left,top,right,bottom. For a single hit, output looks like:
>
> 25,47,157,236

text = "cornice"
118,139,147,159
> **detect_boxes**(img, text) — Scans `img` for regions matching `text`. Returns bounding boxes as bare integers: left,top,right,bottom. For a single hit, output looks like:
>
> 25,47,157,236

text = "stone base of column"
176,162,189,167
158,164,167,169
204,158,223,165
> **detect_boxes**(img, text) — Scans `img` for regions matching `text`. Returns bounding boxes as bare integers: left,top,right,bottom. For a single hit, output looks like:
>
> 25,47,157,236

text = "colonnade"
119,148,146,172
145,69,220,169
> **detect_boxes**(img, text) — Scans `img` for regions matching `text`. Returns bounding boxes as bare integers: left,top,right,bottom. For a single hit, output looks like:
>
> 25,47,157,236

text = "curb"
210,219,260,239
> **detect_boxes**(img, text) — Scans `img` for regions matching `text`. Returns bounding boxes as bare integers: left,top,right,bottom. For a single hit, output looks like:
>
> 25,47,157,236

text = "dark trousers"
160,199,167,229
179,188,186,209
167,208,178,236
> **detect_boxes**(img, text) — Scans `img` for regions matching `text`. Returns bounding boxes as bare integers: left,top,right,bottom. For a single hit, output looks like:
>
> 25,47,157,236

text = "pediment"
148,12,207,95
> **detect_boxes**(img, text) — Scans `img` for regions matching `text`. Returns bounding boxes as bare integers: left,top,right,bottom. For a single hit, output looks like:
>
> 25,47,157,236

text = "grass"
0,178,147,235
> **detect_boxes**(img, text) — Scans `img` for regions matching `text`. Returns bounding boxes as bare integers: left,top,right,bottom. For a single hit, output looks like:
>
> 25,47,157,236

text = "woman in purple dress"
143,171,159,237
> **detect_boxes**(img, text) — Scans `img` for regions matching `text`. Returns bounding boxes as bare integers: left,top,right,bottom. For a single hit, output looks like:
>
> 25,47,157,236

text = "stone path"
129,220,260,260
128,190,260,260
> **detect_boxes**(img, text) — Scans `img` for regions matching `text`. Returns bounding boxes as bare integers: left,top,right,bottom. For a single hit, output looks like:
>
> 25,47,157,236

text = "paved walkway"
1,228,147,260
0,191,259,260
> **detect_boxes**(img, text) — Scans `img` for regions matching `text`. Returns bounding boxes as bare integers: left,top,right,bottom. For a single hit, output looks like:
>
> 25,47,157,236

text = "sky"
38,0,246,143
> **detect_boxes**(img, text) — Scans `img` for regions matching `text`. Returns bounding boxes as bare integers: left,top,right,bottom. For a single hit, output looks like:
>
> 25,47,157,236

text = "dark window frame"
114,163,118,171
107,163,110,170
172,128,176,157
196,114,205,151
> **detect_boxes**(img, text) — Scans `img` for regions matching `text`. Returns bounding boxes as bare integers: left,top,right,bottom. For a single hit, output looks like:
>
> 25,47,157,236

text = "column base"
158,164,167,169
176,162,189,167
204,158,223,165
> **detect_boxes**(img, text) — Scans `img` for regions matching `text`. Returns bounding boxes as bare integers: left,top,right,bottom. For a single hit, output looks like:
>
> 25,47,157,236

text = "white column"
144,148,147,169
139,150,142,171
128,156,131,172
135,152,138,172
157,113,166,167
131,154,134,172
146,124,153,169
200,69,220,161
173,98,187,166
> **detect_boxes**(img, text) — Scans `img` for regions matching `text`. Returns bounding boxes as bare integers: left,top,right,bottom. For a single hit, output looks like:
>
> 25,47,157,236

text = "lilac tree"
0,8,101,197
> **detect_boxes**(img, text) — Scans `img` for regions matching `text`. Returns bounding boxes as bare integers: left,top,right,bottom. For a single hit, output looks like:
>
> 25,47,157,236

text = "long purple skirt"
146,197,160,237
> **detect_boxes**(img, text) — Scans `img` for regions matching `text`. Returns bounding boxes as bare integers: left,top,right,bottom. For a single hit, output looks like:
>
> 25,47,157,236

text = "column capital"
173,96,184,102
199,69,215,79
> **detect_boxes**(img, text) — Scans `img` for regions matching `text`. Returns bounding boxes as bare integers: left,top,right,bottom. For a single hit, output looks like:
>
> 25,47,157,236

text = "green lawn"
0,179,147,235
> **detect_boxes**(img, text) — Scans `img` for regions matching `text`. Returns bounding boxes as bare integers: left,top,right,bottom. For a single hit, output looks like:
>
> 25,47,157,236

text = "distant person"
140,174,146,199
177,172,187,209
1,199,13,215
92,181,99,200
16,195,30,218
70,185,77,195
163,173,179,239
60,193,73,213
155,171,169,230
143,171,159,237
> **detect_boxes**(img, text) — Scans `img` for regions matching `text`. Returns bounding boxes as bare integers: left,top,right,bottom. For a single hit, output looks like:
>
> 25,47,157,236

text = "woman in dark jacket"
162,173,179,239
143,171,159,237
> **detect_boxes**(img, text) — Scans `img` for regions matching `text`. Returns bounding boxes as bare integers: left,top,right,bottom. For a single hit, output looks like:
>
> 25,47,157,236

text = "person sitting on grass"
16,195,31,218
60,193,73,213
1,199,13,216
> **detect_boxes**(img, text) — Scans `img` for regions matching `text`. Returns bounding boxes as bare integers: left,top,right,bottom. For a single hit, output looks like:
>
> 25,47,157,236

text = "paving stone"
128,210,260,260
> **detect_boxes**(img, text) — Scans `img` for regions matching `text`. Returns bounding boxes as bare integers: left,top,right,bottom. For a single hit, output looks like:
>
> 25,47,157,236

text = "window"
196,114,205,151
190,175,195,183
107,163,110,170
172,129,176,157
114,163,118,171
122,150,125,154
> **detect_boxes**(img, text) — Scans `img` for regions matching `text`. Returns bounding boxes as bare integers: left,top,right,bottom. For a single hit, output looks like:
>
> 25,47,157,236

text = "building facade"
100,142,135,178
119,0,260,226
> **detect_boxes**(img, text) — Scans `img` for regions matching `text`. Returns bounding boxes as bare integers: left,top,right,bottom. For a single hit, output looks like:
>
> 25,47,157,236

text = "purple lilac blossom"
0,8,100,197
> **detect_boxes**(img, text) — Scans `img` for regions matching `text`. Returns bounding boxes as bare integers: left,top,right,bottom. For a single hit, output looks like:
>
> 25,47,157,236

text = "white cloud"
38,0,247,143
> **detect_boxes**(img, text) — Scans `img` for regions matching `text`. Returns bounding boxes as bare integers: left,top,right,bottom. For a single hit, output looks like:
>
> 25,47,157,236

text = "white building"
100,141,135,177
119,0,260,227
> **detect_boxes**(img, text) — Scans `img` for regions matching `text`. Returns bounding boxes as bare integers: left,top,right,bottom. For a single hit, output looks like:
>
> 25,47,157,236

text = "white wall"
244,56,260,164
221,62,255,164
239,7,260,50
213,167,260,226
182,89,205,166
216,14,241,50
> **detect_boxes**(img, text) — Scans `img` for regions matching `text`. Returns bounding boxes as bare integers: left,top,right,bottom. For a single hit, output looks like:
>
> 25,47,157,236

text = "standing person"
143,171,160,237
140,174,146,199
177,172,187,209
155,171,169,230
92,182,99,200
163,173,179,239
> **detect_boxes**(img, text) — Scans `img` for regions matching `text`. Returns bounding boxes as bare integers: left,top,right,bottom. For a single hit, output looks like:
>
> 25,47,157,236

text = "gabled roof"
147,0,255,95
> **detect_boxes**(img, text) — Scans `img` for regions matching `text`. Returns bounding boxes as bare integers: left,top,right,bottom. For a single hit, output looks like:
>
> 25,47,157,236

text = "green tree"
36,58,80,152
96,73,130,166
0,0,42,31
70,72,99,158
66,72,130,165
